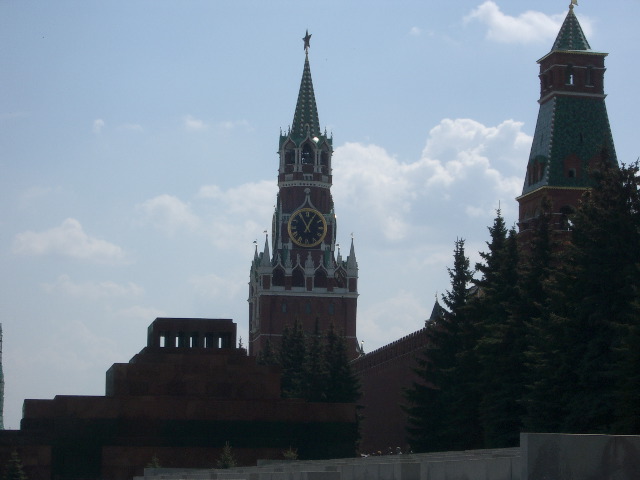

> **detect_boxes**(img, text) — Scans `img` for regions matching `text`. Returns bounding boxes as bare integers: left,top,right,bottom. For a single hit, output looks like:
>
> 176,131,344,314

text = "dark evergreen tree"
405,238,479,452
256,338,279,366
216,441,237,469
520,196,572,433
558,159,640,433
304,318,329,402
3,451,27,480
279,319,307,398
324,323,360,403
473,212,524,448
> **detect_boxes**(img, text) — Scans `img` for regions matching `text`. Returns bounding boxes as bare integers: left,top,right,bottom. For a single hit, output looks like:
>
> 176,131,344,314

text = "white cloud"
197,180,277,248
409,27,422,37
137,182,275,251
13,218,126,263
92,118,105,134
43,274,144,299
137,194,201,234
332,118,529,244
183,115,208,131
464,1,584,44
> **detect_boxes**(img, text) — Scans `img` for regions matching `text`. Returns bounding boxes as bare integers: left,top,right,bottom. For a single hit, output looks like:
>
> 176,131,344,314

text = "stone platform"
139,433,640,480
139,447,521,480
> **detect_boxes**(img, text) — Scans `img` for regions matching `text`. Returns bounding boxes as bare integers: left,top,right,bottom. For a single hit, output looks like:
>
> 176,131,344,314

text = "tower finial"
303,30,312,53
570,0,578,9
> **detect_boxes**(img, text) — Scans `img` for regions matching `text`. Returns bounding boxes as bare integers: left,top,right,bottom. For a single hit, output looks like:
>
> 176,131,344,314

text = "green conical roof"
291,53,321,140
551,5,591,51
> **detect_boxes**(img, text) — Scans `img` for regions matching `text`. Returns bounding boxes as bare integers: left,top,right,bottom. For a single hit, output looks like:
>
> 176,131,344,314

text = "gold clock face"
288,208,327,247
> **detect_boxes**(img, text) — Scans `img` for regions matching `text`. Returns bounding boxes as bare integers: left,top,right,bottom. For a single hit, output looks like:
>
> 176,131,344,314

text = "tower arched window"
314,268,327,288
301,143,314,165
565,65,574,85
320,149,330,172
272,267,285,287
586,66,594,86
285,150,295,165
292,267,305,287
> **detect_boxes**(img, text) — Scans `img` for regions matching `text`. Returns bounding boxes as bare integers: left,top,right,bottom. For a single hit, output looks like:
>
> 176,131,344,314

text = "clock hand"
302,214,314,232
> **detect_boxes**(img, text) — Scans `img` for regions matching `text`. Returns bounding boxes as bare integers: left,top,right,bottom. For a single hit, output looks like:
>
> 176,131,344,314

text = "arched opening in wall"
586,66,594,86
564,155,580,179
272,267,285,286
284,141,296,172
314,268,327,288
301,142,315,165
320,148,330,173
566,65,574,85
559,205,575,230
285,150,295,164
292,267,305,287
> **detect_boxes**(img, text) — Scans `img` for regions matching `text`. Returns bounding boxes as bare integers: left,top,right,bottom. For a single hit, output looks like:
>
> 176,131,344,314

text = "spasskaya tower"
248,32,359,359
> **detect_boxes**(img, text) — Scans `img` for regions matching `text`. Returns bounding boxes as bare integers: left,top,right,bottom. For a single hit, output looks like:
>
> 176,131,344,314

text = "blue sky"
1,1,639,429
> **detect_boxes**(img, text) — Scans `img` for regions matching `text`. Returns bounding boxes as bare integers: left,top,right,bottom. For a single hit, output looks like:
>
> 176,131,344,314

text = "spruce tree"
405,238,479,451
559,159,640,432
3,451,27,480
474,215,524,448
279,320,307,398
257,338,279,366
304,319,329,402
324,323,360,403
520,196,571,432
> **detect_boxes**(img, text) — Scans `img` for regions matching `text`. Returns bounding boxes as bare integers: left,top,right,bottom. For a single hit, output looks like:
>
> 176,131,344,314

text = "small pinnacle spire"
260,232,271,267
347,236,357,272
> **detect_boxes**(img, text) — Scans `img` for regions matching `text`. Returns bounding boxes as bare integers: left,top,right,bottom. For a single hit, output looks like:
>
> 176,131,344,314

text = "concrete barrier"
141,434,640,480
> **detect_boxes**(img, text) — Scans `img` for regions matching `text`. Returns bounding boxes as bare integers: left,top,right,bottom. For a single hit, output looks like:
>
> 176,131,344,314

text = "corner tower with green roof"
248,33,359,359
517,3,617,234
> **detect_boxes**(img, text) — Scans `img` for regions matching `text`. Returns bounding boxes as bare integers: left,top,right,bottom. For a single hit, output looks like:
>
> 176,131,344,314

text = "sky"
1,0,639,429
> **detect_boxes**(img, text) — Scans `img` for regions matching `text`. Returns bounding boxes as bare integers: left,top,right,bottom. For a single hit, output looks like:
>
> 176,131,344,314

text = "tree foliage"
405,238,480,452
216,441,237,469
268,319,360,404
3,451,27,480
407,161,640,450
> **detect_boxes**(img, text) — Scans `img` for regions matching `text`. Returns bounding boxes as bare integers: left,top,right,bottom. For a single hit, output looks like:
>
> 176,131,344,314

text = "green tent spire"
551,4,591,52
291,36,321,141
